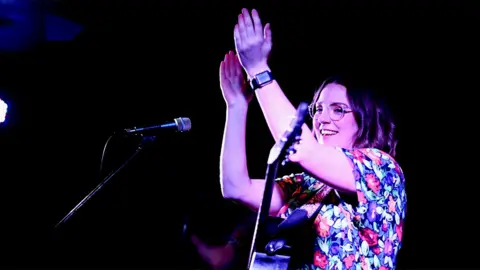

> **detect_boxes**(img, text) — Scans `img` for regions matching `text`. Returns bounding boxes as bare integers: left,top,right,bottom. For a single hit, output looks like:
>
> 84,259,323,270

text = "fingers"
233,53,242,76
220,60,225,79
264,23,272,46
221,51,241,79
231,51,244,77
228,51,236,76
287,142,301,162
222,53,230,78
241,8,255,38
236,8,263,47
237,13,248,42
251,9,263,37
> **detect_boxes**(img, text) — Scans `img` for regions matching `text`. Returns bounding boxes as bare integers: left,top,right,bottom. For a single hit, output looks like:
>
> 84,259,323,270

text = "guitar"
247,102,310,270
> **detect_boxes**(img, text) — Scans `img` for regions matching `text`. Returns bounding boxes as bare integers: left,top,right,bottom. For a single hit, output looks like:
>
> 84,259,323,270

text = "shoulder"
339,148,406,203
339,147,404,177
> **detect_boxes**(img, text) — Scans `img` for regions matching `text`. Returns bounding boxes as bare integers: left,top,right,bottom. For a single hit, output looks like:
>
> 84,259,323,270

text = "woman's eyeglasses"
308,104,353,121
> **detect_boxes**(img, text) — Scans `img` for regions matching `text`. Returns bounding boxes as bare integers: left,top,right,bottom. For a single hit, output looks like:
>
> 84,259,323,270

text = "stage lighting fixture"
0,98,8,124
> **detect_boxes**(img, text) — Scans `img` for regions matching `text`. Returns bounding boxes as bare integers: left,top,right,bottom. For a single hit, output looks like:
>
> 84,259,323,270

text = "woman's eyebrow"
316,101,350,108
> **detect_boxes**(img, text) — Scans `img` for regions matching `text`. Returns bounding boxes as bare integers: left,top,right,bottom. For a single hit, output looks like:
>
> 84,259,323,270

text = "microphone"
123,117,191,135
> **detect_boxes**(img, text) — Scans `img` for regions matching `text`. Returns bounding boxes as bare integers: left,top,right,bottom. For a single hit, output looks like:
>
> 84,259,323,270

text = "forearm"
219,100,287,214
247,65,313,143
220,103,251,199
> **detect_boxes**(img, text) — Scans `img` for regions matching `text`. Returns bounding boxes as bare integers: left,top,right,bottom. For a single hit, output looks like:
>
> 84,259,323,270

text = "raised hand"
219,50,252,107
234,8,272,77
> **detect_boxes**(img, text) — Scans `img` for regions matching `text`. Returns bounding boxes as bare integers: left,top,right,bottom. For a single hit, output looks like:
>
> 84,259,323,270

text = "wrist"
246,63,271,80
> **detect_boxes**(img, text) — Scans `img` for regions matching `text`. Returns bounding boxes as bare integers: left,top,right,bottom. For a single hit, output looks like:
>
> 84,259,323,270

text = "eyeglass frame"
308,103,354,121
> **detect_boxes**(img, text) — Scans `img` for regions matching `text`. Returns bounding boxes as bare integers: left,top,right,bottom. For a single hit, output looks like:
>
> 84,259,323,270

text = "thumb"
264,23,272,46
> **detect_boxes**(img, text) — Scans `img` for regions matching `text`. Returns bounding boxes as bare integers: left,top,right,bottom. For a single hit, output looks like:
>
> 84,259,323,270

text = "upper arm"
232,173,317,216
292,143,357,193
233,179,286,216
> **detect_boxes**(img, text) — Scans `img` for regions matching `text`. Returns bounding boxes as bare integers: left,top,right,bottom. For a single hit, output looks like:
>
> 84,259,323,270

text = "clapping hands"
219,8,273,108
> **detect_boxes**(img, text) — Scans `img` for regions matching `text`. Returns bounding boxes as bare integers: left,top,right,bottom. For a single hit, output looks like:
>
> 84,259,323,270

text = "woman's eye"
333,107,343,114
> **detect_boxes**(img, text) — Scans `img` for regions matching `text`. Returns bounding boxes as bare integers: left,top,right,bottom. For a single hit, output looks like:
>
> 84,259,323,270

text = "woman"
219,8,407,269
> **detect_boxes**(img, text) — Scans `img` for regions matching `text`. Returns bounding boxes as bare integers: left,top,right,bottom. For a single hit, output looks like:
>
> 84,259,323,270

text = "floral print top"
275,148,407,270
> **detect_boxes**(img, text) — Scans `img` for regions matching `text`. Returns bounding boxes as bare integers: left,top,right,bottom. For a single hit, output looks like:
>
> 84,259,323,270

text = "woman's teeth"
321,130,338,136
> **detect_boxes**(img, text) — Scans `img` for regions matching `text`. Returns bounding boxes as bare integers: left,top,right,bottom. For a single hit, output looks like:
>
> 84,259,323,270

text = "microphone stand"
54,135,156,229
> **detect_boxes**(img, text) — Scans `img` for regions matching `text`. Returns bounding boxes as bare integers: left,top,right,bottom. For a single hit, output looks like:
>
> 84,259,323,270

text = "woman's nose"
317,111,331,123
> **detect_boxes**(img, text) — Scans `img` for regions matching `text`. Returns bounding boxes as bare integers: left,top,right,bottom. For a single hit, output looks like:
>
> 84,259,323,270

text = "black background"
0,0,478,268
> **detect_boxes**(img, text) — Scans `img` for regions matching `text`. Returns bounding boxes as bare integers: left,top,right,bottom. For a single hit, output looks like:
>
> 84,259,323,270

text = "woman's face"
312,83,358,149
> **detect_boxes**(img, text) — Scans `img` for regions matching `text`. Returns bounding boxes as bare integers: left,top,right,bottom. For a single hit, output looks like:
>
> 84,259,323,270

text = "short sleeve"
275,173,324,202
341,147,407,241
275,173,303,200
275,173,333,218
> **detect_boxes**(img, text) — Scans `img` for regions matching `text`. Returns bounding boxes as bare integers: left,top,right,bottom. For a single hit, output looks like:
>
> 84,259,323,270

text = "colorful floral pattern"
275,148,407,269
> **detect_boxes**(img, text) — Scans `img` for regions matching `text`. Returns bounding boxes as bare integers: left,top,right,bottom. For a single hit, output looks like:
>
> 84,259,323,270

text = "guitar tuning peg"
281,154,289,165
287,145,297,155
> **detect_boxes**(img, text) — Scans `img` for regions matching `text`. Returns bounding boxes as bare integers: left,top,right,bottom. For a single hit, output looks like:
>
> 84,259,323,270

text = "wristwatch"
249,70,274,90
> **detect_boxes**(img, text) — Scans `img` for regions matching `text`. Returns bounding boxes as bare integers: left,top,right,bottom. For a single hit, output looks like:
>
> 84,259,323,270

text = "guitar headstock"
267,102,309,166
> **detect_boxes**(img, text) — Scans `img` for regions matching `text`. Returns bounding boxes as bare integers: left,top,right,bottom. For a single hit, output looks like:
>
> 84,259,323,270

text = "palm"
237,43,271,70
233,9,272,73
219,50,252,106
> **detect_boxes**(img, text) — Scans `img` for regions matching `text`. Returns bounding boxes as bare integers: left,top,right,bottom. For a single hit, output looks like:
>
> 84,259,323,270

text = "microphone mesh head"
174,117,192,132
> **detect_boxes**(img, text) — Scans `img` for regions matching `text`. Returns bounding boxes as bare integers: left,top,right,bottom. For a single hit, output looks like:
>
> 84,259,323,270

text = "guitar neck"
246,102,309,269
247,159,280,269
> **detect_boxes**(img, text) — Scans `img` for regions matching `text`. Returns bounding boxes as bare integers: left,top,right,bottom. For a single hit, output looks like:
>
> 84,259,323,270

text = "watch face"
257,71,272,84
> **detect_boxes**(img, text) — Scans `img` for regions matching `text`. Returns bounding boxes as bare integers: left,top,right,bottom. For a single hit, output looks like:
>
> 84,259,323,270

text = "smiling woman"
219,8,407,269
0,0,45,52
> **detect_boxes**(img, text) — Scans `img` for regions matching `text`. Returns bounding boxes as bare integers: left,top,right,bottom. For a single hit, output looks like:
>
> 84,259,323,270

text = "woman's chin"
317,135,333,145
317,136,344,148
